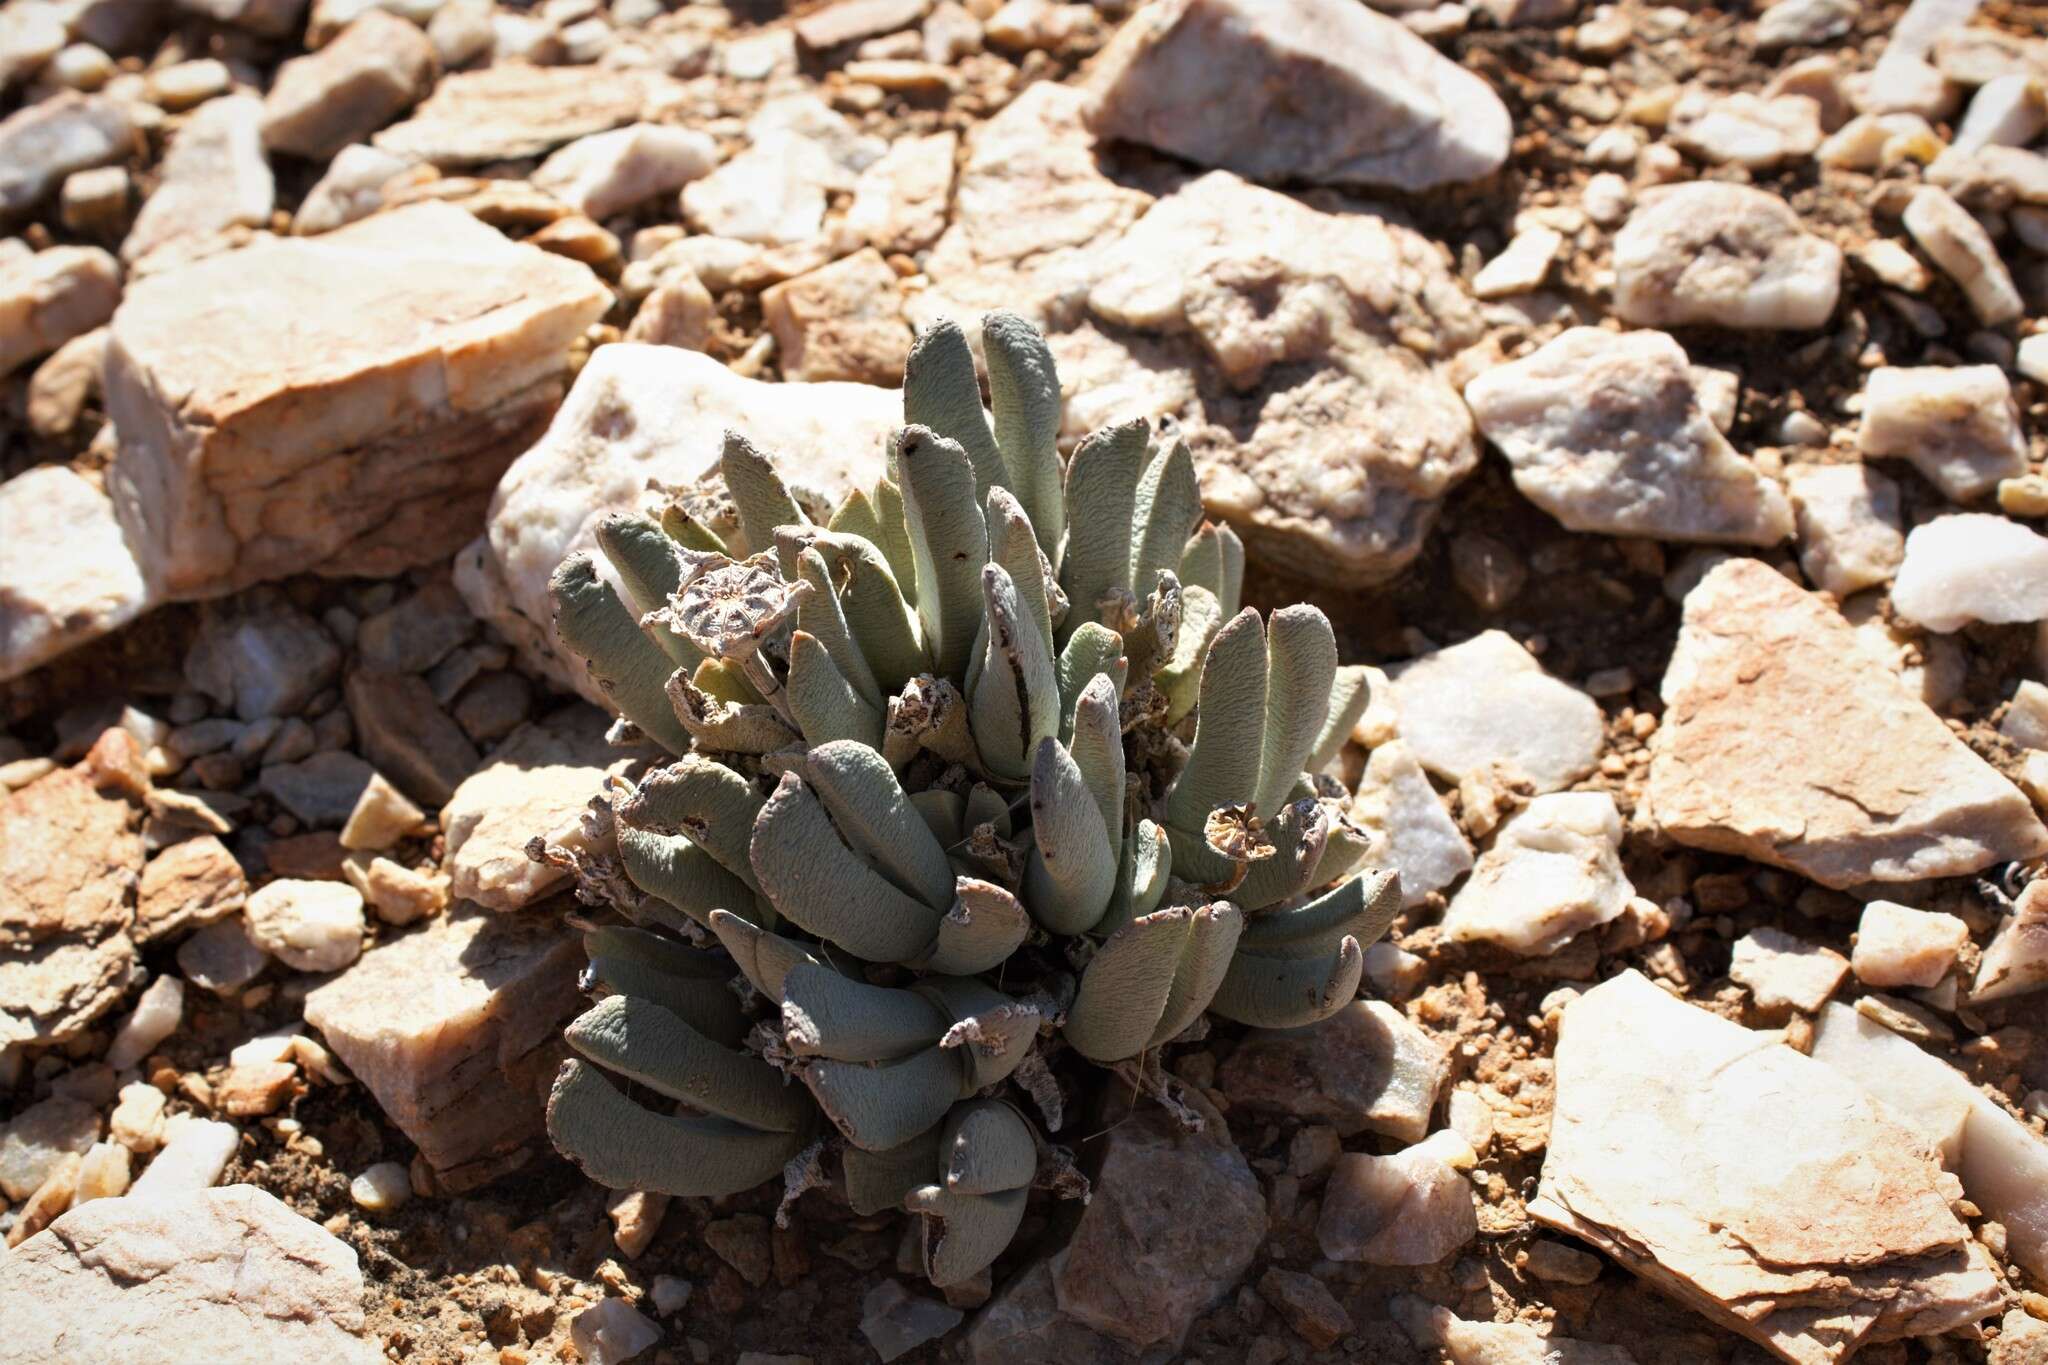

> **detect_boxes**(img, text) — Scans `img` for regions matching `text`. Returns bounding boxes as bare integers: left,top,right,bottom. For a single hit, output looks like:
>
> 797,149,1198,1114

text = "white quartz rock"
1666,88,1823,168
1728,926,1848,1013
571,1298,663,1365
1464,328,1793,545
533,123,718,221
1973,878,2048,1004
130,1115,240,1195
1442,792,1633,955
1784,462,1904,596
1858,365,2027,501
1953,72,2046,153
1902,185,2023,325
0,464,153,683
1388,631,1603,794
105,974,184,1071
1471,226,1561,298
1891,513,2048,633
2000,680,2048,750
245,879,366,974
1613,182,1841,330
1852,900,1968,990
1348,739,1473,907
1812,1001,2048,1282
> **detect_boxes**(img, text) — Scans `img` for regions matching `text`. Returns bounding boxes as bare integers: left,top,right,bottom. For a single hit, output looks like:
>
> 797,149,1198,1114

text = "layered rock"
1085,171,1484,583
302,908,582,1185
1465,328,1793,545
459,342,900,693
0,1185,382,1365
121,92,273,265
0,465,151,682
1648,558,2047,887
372,64,685,165
104,202,609,603
442,706,617,912
1532,971,2005,1364
0,243,120,375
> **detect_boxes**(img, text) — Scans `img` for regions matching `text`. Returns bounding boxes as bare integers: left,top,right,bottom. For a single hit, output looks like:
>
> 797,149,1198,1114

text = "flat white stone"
0,466,151,682
1389,631,1603,794
1349,739,1473,907
1902,185,2023,325
2020,333,2048,385
292,143,413,235
1534,972,2004,1363
847,130,955,255
1613,182,1841,330
1728,926,1848,1013
534,122,719,221
1442,791,1633,955
460,342,902,695
1812,1002,2048,1282
442,707,615,911
2001,680,2048,750
1471,226,1561,298
1785,462,1904,597
681,130,839,245
373,65,686,166
1465,328,1793,546
1953,72,2046,153
259,11,435,161
1667,88,1823,168
0,244,120,377
1891,513,2048,633
121,93,273,266
130,1115,239,1196
105,973,183,1070
1082,0,1510,192
1857,365,2027,501
1852,900,1968,990
1318,1141,1478,1265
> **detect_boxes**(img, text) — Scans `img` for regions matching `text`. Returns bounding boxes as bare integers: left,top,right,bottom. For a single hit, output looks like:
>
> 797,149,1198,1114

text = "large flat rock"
1648,557,2047,887
0,1185,381,1365
459,341,901,694
372,64,686,166
103,202,609,603
302,907,582,1185
1532,971,2004,1365
1084,0,1509,192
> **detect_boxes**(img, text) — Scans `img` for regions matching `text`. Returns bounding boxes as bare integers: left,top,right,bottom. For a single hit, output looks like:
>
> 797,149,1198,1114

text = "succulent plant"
540,312,1401,1287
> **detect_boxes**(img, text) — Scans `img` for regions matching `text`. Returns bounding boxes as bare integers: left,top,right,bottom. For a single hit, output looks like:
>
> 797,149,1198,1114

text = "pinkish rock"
1219,999,1448,1143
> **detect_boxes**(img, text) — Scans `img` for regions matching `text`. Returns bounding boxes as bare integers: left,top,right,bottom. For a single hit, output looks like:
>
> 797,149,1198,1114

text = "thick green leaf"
550,553,692,754
567,995,813,1132
751,772,945,963
547,1060,809,1198
982,311,1064,562
903,319,1006,498
1164,607,1267,832
1255,606,1338,817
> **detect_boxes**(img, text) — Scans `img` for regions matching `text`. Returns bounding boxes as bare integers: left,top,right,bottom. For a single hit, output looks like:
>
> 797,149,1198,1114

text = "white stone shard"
1972,878,2048,1004
1890,513,2048,633
1852,901,1968,990
121,92,273,266
1728,926,1848,1013
1318,1140,1478,1265
0,465,152,683
1784,462,1904,597
1857,365,2027,501
130,1115,240,1196
1471,226,1562,298
1388,631,1603,795
1442,792,1633,955
1902,185,2023,325
105,973,184,1070
1953,72,2046,153
1349,739,1473,907
292,142,414,235
1612,182,1842,330
2001,680,2048,750
245,879,366,974
442,707,616,911
534,123,719,221
1811,1001,2048,1282
0,244,121,377
1534,972,2005,1364
1081,0,1510,192
1464,328,1793,545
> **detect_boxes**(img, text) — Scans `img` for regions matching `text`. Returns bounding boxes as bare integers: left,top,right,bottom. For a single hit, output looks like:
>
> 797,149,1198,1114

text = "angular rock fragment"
1728,927,1848,1013
1890,513,2048,633
1857,365,2027,502
0,465,151,682
460,342,900,692
1533,971,2005,1365
303,908,582,1185
1319,1133,1479,1265
105,203,609,602
245,879,365,973
862,1280,964,1363
183,602,340,721
1852,901,1967,990
177,915,270,994
1465,328,1793,546
345,669,478,805
373,64,684,166
917,82,1152,328
0,1095,100,1201
1785,462,1904,597
260,10,437,161
258,751,374,828
121,92,272,265
1393,1298,1639,1364
1902,184,2023,324
1083,0,1509,191
443,705,614,912
1389,631,1603,794
0,243,121,375
292,142,412,235
0,92,136,217
1613,182,1841,330
1973,877,2048,1004
1667,88,1823,168
1087,170,1483,583
1050,1089,1262,1352
1219,999,1448,1141
1812,1002,2048,1282
1443,792,1634,955
761,248,911,384
1648,558,2047,888
848,130,955,255
532,122,717,221
0,1185,382,1365
965,1260,1171,1365
1348,739,1472,906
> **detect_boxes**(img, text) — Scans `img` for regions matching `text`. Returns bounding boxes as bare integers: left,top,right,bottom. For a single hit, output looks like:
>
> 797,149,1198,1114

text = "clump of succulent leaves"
539,312,1400,1289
